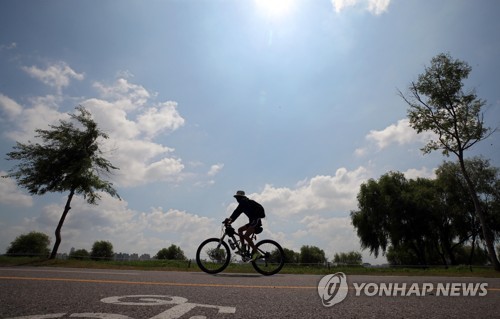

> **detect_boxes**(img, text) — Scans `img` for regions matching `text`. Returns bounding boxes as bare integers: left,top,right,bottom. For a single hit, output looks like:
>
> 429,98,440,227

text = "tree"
6,231,51,257
352,161,500,267
333,251,362,266
436,158,500,264
69,248,90,260
282,247,300,264
299,245,326,264
351,172,437,265
4,106,120,259
155,244,187,260
91,240,114,261
399,53,499,270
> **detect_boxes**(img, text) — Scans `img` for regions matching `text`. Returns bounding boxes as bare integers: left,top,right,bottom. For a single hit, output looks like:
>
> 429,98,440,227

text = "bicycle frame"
219,224,256,262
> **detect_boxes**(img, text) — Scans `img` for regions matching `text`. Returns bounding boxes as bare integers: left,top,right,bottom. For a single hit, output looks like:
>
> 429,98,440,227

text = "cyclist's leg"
244,226,257,252
238,223,257,252
244,219,261,252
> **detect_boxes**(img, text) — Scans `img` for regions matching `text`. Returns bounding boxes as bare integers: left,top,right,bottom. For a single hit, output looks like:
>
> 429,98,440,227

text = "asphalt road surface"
0,267,499,318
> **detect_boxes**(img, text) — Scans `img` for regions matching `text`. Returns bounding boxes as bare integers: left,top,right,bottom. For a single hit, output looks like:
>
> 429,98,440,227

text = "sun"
254,0,296,20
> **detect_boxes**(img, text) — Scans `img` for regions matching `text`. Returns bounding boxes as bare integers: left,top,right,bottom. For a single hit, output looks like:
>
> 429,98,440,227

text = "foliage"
333,251,362,265
399,52,499,270
155,244,187,260
299,245,326,264
90,240,114,261
6,231,51,257
4,106,119,202
399,53,492,157
282,247,300,263
69,249,90,260
351,159,500,267
3,106,120,259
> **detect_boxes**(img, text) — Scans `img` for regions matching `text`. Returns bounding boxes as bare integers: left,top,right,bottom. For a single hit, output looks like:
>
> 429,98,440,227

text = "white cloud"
6,99,68,143
367,0,391,15
331,0,357,13
137,101,185,139
300,215,358,250
331,0,391,15
0,94,23,119
22,62,84,93
251,166,369,217
403,166,436,180
207,163,224,176
0,173,33,207
367,119,418,149
356,118,437,155
83,99,185,187
93,78,150,110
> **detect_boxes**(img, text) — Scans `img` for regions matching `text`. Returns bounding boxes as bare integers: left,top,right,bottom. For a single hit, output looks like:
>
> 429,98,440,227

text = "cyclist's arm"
228,205,243,223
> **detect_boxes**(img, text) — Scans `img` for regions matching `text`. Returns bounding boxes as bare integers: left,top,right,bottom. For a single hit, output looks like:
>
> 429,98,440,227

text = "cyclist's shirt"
230,199,265,222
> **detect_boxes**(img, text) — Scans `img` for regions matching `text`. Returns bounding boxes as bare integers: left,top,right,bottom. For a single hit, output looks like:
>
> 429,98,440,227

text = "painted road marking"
1,276,499,292
5,295,237,319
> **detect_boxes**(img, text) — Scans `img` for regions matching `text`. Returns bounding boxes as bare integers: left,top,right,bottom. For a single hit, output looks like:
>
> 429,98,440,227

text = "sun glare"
255,0,296,19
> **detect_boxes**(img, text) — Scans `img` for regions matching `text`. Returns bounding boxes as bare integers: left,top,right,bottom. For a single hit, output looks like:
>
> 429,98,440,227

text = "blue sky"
1,0,499,264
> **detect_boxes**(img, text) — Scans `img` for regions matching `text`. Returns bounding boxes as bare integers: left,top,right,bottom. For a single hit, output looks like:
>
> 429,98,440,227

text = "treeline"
4,232,188,261
351,158,500,267
279,245,363,265
5,231,363,266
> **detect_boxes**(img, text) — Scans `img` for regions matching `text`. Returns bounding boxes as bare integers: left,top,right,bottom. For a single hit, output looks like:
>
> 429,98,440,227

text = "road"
0,267,499,318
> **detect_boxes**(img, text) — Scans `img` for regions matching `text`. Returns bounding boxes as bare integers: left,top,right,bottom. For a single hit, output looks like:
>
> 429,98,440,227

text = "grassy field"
1,256,499,278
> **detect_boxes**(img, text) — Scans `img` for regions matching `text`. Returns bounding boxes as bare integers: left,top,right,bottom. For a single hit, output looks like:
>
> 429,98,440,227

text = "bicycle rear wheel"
251,239,285,276
196,238,231,274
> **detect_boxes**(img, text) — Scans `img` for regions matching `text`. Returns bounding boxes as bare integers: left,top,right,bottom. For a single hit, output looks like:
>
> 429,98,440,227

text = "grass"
1,256,499,278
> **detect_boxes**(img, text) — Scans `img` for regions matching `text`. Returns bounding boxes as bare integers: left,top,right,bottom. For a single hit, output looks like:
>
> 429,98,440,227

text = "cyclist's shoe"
250,251,262,262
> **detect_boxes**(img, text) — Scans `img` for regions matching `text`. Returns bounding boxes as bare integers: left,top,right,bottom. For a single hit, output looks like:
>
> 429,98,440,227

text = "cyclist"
224,190,265,262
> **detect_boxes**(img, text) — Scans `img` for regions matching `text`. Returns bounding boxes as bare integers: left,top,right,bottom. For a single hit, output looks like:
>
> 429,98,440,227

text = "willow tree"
399,53,499,270
4,106,120,259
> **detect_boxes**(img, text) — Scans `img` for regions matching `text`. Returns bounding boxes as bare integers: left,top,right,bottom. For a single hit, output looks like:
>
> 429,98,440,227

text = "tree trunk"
468,235,476,272
458,157,500,271
49,188,75,259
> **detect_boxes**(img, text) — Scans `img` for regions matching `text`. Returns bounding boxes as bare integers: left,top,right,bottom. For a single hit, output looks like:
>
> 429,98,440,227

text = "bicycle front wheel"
196,238,231,274
251,239,285,276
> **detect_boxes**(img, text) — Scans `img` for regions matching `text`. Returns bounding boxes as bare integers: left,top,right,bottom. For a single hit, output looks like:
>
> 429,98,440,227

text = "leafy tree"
399,53,499,270
282,247,300,264
155,244,187,260
436,157,500,264
91,240,114,261
352,159,500,267
69,249,90,260
6,231,51,257
3,106,120,259
351,172,443,266
299,245,326,264
333,251,362,265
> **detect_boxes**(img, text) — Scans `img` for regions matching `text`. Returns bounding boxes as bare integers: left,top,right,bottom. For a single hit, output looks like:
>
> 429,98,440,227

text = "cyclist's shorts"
247,218,262,228
247,219,263,234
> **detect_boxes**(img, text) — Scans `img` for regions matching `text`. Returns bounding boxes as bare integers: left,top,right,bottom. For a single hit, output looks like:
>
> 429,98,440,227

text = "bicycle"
196,222,285,276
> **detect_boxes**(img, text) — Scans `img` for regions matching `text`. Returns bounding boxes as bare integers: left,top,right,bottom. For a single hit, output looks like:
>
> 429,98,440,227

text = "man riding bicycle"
224,190,265,262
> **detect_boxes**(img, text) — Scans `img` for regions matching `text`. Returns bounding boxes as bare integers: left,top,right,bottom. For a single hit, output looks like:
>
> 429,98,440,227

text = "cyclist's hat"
234,190,247,198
